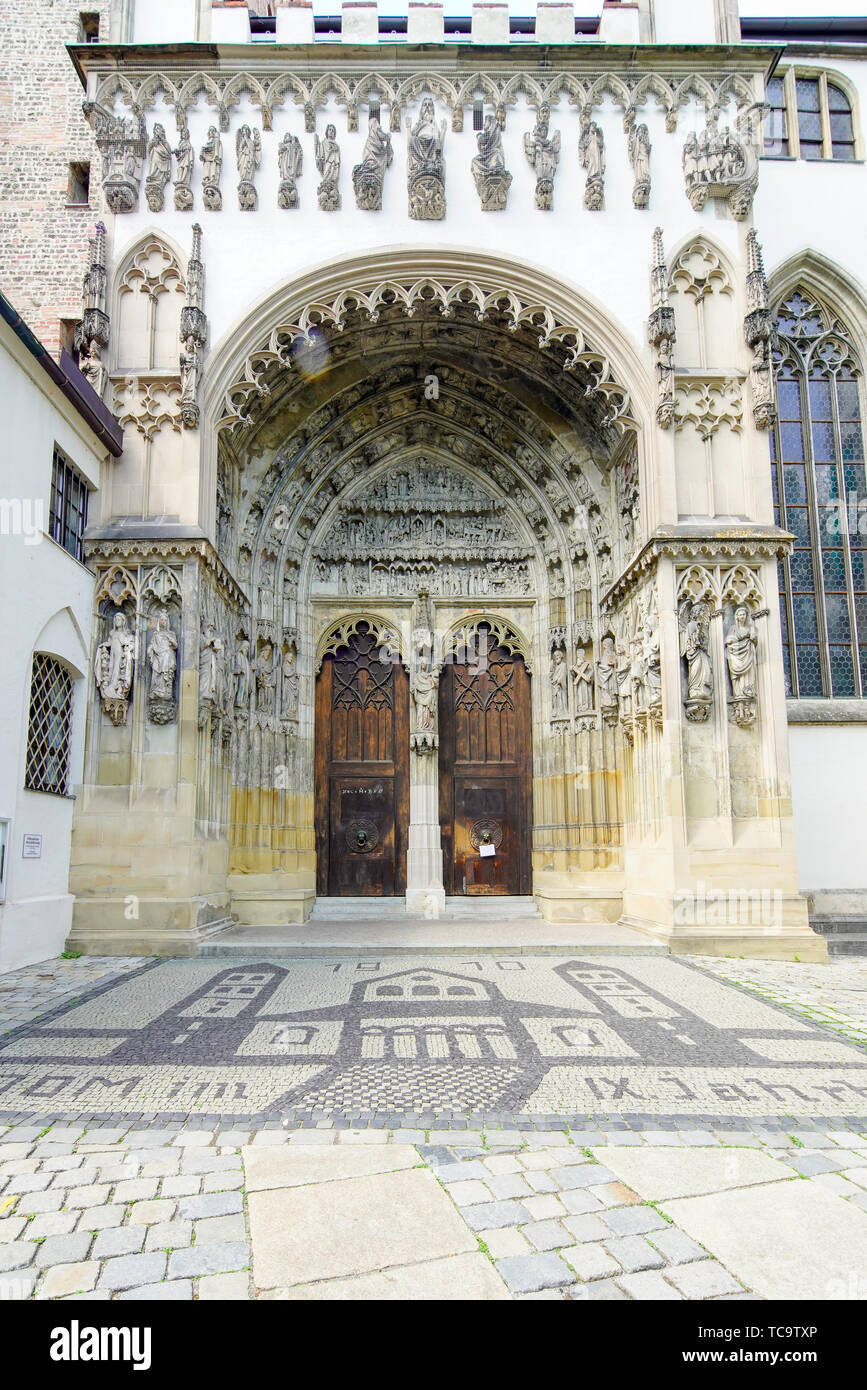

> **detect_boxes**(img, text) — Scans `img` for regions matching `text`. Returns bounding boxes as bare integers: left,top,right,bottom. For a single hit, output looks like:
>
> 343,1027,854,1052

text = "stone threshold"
196,919,664,956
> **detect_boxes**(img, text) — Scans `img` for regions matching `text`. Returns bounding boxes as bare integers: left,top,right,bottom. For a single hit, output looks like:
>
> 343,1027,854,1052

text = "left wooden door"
315,624,409,896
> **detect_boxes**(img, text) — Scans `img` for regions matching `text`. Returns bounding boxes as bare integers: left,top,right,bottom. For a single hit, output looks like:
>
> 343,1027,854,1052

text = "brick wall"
0,1,111,355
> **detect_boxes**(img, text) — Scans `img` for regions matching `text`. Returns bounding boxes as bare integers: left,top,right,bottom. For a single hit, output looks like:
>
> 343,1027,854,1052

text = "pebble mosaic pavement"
1,956,866,1301
1,953,867,1127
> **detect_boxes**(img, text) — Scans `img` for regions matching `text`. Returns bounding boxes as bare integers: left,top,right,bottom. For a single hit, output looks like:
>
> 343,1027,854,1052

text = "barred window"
24,655,74,795
771,291,866,697
763,70,858,161
49,447,89,564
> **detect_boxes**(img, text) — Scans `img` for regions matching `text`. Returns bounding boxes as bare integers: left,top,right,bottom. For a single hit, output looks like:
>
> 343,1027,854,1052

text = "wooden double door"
315,624,410,897
315,625,531,897
438,636,532,896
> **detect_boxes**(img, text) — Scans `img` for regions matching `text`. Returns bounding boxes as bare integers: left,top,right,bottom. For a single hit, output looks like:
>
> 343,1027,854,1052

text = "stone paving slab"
275,1252,510,1300
241,1142,418,1192
590,1146,796,1200
661,1182,867,1301
248,1165,477,1289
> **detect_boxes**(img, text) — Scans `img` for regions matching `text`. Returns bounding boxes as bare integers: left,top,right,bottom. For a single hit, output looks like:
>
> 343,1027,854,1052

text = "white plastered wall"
0,317,107,972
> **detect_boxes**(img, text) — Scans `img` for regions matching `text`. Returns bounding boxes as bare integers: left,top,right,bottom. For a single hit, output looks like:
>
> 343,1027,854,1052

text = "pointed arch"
112,229,187,375
768,249,867,360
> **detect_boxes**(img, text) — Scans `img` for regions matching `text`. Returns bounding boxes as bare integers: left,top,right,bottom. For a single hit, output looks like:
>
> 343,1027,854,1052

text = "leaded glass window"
771,291,866,697
24,654,74,795
762,70,858,161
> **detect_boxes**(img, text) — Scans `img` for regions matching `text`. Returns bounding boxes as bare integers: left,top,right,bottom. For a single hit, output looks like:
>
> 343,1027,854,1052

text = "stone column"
406,748,446,916
405,591,446,915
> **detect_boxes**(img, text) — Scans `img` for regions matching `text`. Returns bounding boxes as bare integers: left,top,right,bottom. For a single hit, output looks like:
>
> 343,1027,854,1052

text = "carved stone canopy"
217,275,638,439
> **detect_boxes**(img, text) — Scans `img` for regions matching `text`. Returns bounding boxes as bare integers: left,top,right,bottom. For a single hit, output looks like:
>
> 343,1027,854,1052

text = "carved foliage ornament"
88,68,760,143
219,276,635,433
673,378,744,441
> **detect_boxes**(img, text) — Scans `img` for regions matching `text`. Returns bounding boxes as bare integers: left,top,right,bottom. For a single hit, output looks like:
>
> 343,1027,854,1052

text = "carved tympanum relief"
311,463,536,598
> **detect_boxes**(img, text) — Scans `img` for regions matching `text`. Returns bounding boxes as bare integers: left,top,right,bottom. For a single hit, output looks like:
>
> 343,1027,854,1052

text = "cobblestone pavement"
701,957,867,1047
0,958,144,1036
1,953,867,1124
0,1122,865,1301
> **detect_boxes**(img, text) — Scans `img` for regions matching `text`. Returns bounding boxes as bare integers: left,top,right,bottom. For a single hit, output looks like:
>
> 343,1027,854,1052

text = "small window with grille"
49,447,89,564
25,654,74,796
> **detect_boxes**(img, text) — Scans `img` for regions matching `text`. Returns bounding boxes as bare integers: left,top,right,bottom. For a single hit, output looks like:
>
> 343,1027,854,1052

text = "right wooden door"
438,633,532,896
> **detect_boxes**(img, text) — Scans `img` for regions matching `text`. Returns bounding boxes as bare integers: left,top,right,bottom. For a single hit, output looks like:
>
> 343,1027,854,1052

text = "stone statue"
314,124,341,211
255,642,277,712
232,638,251,709
281,648,298,719
523,104,561,210
145,123,172,212
550,648,569,719
94,610,135,726
277,131,303,209
579,118,605,210
199,620,224,707
725,605,759,726
173,125,194,210
352,116,393,211
683,121,753,218
571,645,594,713
679,600,714,719
472,113,512,211
410,650,439,754
200,126,223,211
597,635,619,722
146,610,178,723
236,124,261,210
628,121,651,209
406,99,446,220
642,609,662,720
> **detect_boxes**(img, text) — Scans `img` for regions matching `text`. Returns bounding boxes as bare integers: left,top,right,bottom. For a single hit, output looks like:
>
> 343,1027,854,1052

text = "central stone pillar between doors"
405,743,446,915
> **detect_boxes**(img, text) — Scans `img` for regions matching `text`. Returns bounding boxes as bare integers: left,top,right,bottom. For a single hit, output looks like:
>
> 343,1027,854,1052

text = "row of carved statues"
92,594,763,736
93,98,754,219
545,601,762,731
93,608,299,728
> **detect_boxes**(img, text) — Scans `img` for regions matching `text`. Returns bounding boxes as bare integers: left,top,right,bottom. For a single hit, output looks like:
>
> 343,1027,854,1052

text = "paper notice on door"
479,843,496,858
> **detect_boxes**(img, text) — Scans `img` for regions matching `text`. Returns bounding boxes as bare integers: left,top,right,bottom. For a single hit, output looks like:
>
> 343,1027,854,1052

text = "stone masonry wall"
0,0,111,354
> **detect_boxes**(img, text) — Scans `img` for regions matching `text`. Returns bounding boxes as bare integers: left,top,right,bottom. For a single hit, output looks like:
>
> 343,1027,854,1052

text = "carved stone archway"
209,252,647,922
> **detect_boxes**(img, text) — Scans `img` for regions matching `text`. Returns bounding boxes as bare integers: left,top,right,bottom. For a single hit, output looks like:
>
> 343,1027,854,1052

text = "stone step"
812,919,867,937
198,918,665,957
826,936,867,957
309,897,410,920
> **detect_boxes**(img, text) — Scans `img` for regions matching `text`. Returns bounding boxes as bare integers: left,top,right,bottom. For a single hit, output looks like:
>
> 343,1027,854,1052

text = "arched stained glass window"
771,291,866,697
